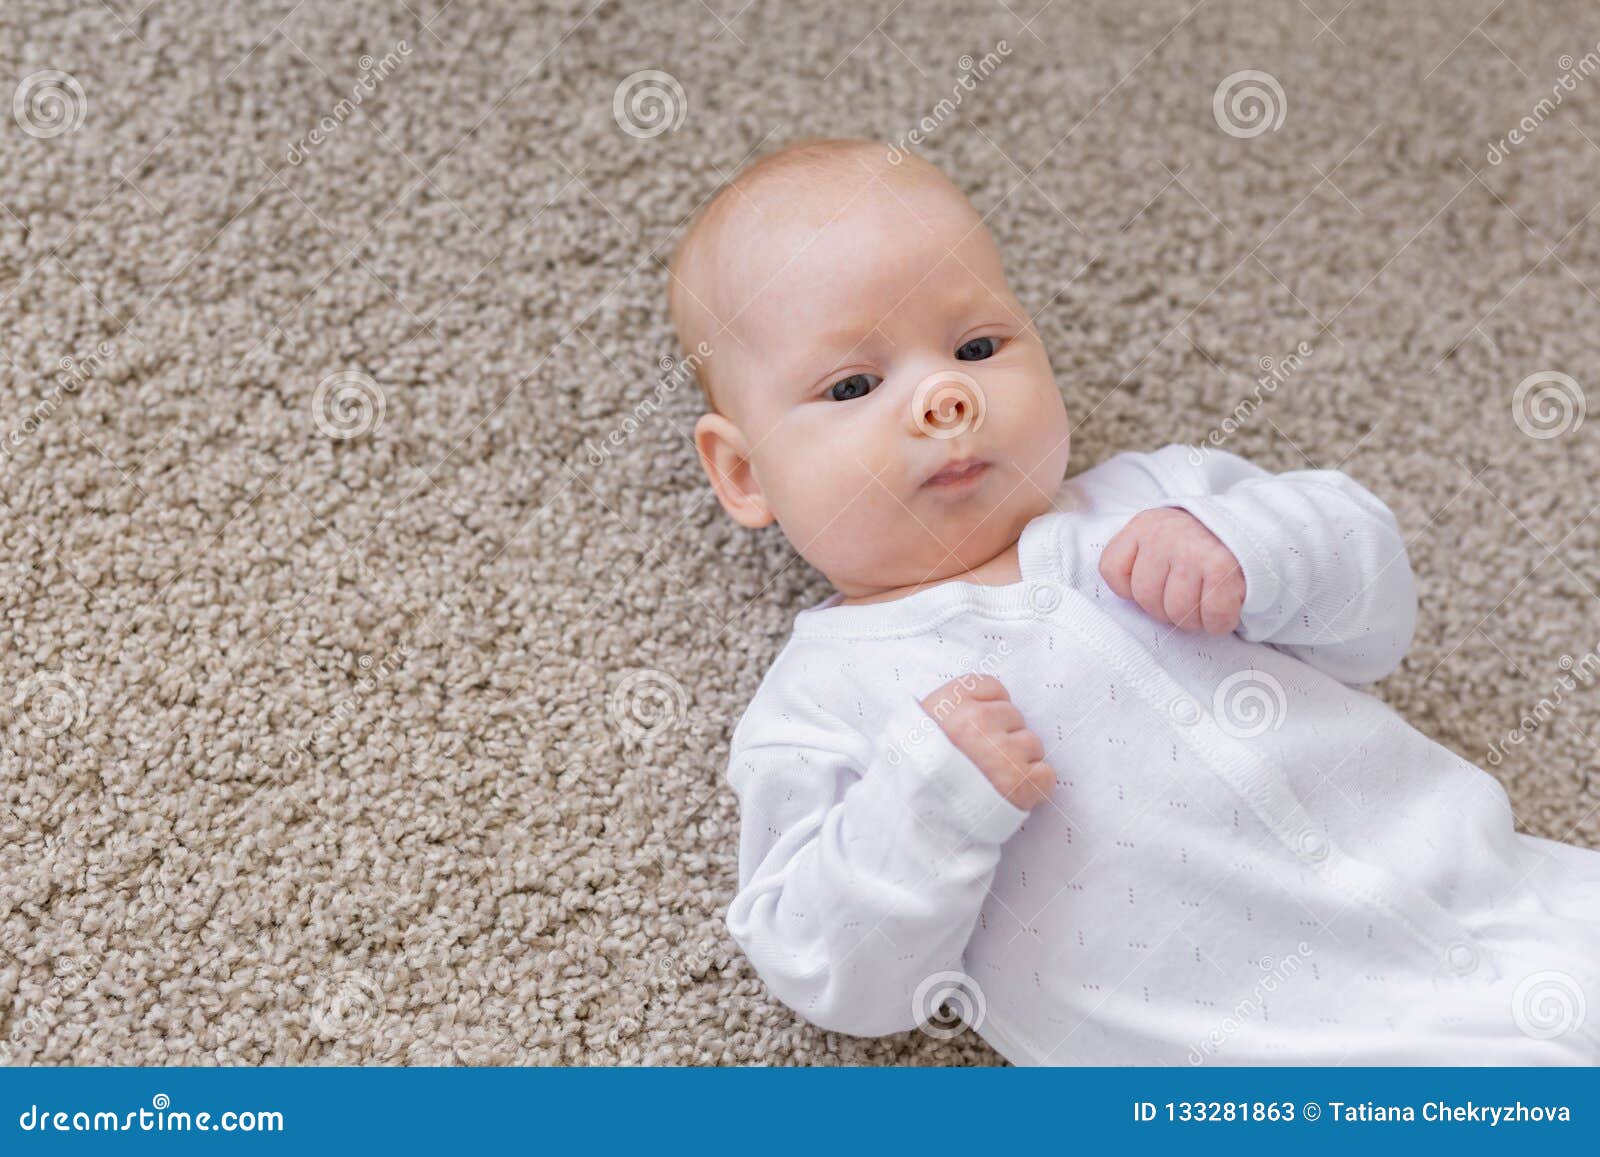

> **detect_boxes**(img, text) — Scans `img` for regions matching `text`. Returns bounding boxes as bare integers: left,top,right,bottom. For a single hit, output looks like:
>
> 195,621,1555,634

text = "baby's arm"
725,676,1045,1037
1090,443,1418,685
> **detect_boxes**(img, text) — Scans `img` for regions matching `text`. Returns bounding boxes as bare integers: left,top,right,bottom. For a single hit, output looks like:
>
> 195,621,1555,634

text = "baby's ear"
694,412,773,529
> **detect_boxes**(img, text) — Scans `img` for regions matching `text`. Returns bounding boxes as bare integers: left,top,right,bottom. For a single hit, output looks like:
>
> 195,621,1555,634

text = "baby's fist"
919,674,1055,811
1099,507,1246,635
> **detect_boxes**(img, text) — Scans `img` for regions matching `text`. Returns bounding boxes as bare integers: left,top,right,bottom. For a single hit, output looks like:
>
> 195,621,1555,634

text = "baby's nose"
910,370,987,439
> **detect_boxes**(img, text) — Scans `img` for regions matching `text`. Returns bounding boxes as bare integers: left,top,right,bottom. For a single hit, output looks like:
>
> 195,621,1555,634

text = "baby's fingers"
1198,568,1246,635
1162,564,1205,631
1007,726,1046,765
1130,548,1172,624
1098,524,1140,599
998,756,1057,811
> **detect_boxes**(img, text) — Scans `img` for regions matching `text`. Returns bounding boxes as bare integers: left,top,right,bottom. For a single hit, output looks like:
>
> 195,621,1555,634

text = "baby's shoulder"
729,634,868,755
1062,442,1226,511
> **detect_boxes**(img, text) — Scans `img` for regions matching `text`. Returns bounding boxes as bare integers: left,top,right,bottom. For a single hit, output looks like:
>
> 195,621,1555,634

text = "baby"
668,137,1600,1064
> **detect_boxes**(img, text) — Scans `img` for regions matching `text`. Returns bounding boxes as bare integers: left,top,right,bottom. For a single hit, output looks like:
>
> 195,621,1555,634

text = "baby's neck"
836,537,1023,607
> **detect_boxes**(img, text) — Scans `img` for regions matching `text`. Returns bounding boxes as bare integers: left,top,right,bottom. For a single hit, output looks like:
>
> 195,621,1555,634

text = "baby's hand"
1098,507,1246,635
919,674,1055,810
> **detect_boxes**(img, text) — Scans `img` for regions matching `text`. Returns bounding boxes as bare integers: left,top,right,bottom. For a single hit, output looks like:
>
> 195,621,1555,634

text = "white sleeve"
1087,443,1418,686
724,689,1027,1037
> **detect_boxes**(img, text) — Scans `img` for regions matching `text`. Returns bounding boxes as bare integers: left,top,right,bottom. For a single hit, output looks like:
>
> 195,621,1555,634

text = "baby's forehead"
672,150,998,413
705,172,985,327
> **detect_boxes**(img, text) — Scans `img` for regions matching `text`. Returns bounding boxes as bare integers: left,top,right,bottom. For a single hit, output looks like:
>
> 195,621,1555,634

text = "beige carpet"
3,0,1600,1065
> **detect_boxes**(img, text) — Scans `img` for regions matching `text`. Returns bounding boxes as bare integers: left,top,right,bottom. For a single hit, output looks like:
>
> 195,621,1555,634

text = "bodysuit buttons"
1028,580,1061,616
1169,696,1201,725
1444,940,1481,975
1293,826,1330,863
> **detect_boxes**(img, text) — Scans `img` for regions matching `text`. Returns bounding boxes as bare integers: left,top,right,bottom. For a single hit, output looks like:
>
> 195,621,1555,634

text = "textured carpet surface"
3,0,1600,1065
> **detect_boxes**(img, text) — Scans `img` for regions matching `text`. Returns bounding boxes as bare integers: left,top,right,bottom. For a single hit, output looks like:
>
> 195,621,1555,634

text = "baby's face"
696,173,1071,599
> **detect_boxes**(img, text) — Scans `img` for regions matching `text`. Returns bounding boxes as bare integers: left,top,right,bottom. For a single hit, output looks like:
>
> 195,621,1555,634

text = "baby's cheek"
769,446,878,536
989,364,1062,431
1014,403,1071,482
788,491,906,582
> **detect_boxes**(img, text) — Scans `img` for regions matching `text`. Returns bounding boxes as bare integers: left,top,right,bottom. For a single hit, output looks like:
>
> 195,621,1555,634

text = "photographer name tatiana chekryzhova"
1325,1101,1573,1126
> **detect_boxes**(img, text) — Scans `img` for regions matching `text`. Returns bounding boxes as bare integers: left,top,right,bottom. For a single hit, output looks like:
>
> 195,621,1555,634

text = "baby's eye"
955,336,999,361
828,372,881,402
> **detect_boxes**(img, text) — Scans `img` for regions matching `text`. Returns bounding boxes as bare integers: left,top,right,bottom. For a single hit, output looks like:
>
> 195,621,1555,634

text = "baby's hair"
665,136,947,415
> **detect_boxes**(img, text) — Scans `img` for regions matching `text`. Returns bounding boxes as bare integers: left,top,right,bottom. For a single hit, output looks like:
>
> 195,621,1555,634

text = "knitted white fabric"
724,444,1600,1064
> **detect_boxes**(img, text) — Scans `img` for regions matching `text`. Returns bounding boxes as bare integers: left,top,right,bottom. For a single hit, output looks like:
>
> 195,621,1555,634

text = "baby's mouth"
923,456,991,488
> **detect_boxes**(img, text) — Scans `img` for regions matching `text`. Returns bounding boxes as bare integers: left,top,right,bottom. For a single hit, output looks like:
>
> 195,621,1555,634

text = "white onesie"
723,443,1600,1064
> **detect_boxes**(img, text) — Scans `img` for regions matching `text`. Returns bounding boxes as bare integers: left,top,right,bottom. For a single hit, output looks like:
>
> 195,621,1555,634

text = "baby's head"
669,138,1071,600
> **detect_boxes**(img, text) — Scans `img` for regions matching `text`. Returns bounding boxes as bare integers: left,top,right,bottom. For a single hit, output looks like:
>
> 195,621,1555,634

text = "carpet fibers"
3,0,1600,1064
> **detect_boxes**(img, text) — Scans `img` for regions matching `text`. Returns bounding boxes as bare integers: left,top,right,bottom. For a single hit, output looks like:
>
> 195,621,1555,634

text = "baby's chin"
839,519,1027,587
798,453,1069,593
